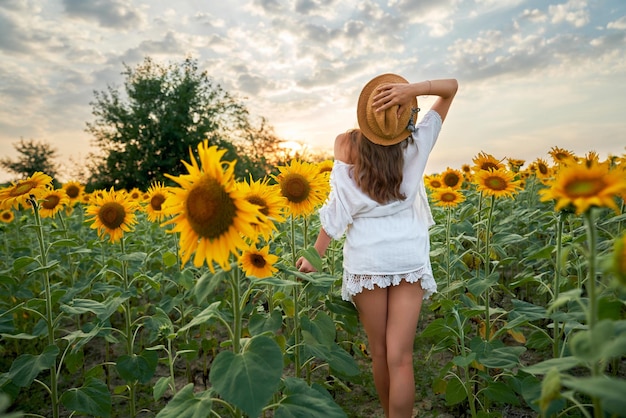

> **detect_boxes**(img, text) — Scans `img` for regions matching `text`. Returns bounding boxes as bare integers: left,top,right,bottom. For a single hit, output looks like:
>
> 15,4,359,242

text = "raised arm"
371,78,458,123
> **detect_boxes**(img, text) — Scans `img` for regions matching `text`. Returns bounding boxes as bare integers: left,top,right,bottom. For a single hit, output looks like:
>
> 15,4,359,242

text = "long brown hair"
349,130,408,204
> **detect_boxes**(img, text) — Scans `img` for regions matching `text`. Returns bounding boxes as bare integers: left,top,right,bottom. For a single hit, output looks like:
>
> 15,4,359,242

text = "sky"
1,0,625,183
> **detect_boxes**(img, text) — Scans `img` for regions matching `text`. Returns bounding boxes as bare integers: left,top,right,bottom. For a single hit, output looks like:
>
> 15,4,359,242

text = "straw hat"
357,73,418,146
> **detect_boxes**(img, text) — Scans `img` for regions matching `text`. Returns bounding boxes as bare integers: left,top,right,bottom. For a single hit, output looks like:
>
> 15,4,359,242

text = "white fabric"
319,110,443,302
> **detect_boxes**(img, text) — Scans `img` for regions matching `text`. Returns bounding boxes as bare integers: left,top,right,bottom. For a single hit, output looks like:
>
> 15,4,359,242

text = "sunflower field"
0,143,625,418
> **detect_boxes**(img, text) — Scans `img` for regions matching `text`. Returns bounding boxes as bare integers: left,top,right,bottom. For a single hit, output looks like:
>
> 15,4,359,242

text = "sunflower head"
39,188,70,218
432,187,466,208
538,160,626,215
441,167,463,189
236,176,287,241
0,172,53,210
162,141,263,271
424,174,444,191
473,168,522,199
238,245,279,278
85,188,139,243
549,146,577,166
0,209,15,223
507,158,525,173
472,152,504,173
273,159,329,218
62,181,85,206
145,182,169,223
127,187,144,202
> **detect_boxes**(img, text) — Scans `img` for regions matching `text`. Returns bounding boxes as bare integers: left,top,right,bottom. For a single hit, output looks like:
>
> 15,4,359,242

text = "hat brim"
357,73,418,146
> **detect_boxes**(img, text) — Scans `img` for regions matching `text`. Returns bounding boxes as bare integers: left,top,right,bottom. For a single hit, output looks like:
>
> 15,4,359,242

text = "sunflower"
238,244,279,278
317,159,334,178
531,158,553,183
39,188,70,218
273,159,329,218
431,187,466,208
127,187,144,202
440,167,463,190
548,146,577,166
85,188,139,243
62,181,85,206
538,160,626,215
0,172,53,210
472,152,504,173
144,182,169,223
162,141,263,271
507,158,525,173
0,209,14,223
473,168,522,198
236,176,287,241
424,174,444,191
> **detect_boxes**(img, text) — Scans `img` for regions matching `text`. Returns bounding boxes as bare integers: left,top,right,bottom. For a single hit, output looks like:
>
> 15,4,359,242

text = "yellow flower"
273,159,329,218
238,245,279,278
424,174,444,191
317,159,334,178
85,188,139,243
532,158,553,184
474,168,522,198
549,146,577,165
162,141,262,271
0,209,15,223
507,158,525,173
236,176,287,241
145,182,169,223
538,160,626,215
0,172,53,210
472,152,504,173
39,188,70,218
440,167,463,190
62,181,85,206
432,187,466,208
127,187,143,202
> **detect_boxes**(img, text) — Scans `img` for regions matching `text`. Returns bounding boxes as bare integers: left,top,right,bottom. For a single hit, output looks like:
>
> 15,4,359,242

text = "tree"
87,57,260,190
0,138,59,181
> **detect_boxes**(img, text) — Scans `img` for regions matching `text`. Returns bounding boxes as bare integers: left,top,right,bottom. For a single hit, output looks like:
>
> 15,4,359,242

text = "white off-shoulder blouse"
319,110,443,302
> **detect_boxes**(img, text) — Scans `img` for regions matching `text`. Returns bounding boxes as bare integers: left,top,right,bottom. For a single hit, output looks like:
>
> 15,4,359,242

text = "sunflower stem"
30,197,60,418
120,237,137,418
230,267,242,354
445,207,452,295
289,216,301,377
583,209,603,418
552,211,565,359
484,195,495,341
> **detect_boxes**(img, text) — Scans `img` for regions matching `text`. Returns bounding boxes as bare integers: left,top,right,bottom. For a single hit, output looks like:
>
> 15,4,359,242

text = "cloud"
62,0,143,29
548,0,589,28
607,15,626,30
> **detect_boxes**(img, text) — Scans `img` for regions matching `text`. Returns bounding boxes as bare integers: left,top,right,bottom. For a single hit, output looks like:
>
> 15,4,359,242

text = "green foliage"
0,138,59,182
86,56,278,190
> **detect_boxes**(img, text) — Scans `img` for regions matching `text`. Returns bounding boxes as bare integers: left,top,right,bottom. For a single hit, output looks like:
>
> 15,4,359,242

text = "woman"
297,74,458,418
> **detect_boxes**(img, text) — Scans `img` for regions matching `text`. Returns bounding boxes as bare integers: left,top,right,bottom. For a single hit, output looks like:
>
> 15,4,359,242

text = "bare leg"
386,280,424,418
353,286,390,416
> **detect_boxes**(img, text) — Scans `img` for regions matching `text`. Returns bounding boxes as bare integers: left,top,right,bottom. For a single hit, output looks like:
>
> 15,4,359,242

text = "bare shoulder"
334,131,354,164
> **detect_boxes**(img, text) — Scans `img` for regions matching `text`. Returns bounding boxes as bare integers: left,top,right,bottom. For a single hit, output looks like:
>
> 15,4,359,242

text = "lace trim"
341,267,437,302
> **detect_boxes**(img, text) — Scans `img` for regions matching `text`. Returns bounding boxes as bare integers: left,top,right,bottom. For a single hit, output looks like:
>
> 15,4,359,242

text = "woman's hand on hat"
372,83,413,118
296,256,317,273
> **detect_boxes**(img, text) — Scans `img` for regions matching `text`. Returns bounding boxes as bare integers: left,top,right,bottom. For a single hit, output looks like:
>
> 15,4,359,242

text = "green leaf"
155,383,213,418
209,335,283,417
193,270,228,305
177,301,222,334
275,378,347,418
466,272,499,296
562,376,626,415
60,299,107,318
153,376,173,401
522,356,581,375
300,246,324,273
249,309,283,336
115,350,158,384
483,380,519,405
445,377,467,405
452,353,476,368
478,346,526,369
12,256,37,271
163,251,178,267
60,378,111,418
8,345,59,387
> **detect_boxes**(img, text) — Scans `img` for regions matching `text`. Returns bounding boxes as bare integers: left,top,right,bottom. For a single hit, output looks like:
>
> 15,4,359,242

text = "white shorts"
341,266,438,303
